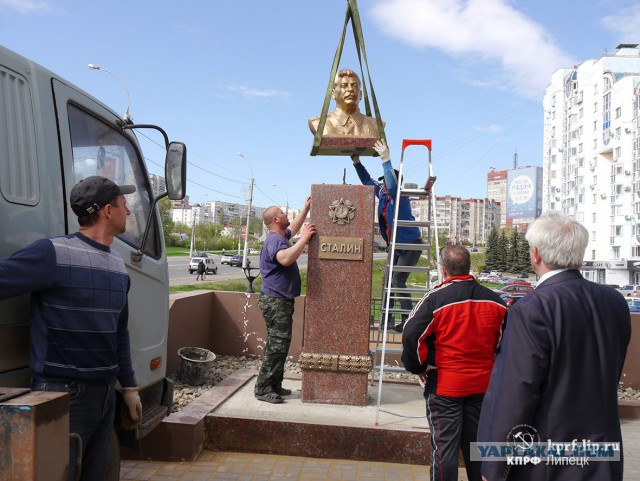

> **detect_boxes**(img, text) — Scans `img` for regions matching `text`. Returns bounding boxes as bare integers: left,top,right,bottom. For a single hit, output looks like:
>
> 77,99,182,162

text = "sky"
1,0,639,211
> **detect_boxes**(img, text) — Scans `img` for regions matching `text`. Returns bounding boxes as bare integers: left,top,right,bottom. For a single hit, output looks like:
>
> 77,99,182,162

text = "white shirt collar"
536,268,568,287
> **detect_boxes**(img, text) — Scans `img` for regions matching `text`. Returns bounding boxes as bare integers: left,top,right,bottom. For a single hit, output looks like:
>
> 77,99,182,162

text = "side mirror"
165,142,187,201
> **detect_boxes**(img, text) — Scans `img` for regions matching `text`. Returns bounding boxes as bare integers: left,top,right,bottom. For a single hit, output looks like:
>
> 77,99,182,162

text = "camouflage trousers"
254,294,295,396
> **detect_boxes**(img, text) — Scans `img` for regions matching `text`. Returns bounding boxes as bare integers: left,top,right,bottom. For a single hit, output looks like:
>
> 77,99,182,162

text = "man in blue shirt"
352,140,422,332
0,176,142,481
255,197,316,403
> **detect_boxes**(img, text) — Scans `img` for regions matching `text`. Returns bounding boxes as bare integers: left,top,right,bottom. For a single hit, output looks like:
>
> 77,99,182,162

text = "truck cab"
0,44,186,468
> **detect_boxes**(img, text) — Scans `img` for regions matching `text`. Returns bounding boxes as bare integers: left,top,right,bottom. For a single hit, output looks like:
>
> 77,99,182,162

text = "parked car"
504,278,531,286
478,274,499,283
618,285,640,297
230,254,251,267
188,257,217,275
497,284,534,295
499,292,527,307
220,254,233,265
628,298,640,313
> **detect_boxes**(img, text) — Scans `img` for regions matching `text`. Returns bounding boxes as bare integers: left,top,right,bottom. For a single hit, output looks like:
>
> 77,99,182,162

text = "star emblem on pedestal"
329,198,356,225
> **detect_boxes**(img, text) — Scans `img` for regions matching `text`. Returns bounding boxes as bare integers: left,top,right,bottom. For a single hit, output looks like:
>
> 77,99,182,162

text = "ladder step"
374,347,403,354
387,287,429,294
382,308,411,315
396,220,430,228
392,266,431,273
400,188,431,197
393,242,430,251
373,365,406,372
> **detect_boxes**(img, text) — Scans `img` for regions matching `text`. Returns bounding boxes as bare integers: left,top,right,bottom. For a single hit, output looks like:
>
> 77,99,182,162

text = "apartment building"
543,43,640,285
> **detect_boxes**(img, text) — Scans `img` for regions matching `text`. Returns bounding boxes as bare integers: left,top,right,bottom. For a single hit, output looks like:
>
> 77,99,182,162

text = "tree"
507,229,519,272
158,197,174,246
495,231,509,272
485,228,500,271
516,231,532,273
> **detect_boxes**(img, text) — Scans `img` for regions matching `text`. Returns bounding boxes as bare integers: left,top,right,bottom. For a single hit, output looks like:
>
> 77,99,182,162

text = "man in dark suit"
478,211,631,481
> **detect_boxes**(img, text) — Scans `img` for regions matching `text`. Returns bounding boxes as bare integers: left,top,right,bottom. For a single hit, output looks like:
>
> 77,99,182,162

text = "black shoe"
255,392,283,404
392,324,404,333
274,387,292,396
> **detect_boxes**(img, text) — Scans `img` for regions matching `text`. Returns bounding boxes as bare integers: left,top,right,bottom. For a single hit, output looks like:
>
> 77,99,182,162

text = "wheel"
213,267,218,274
188,269,194,274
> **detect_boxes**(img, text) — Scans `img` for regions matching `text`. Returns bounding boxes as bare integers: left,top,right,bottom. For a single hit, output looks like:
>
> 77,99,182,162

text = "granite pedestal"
302,184,374,406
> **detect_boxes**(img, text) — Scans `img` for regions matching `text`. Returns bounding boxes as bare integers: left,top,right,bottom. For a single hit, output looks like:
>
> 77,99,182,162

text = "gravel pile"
618,386,640,400
171,354,418,413
171,355,640,413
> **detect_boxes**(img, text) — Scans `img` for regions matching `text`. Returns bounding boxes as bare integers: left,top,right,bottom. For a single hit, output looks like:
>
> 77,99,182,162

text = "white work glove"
373,139,390,162
350,153,360,164
121,387,142,430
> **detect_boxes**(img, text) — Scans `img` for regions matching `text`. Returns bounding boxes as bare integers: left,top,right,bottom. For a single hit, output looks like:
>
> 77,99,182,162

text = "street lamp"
272,184,289,214
237,153,255,266
87,64,132,124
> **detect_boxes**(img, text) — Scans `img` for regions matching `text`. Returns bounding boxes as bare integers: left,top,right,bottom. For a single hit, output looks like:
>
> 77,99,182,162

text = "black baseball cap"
378,169,400,182
70,176,136,217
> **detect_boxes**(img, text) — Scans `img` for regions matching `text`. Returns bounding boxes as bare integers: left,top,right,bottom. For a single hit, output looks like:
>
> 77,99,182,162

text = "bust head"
332,69,362,113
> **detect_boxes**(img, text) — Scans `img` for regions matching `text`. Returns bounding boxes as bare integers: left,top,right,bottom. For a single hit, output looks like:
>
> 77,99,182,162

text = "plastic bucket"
177,347,216,385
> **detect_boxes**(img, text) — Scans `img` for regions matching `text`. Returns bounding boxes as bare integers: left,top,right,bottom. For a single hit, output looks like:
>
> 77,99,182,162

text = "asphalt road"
169,254,308,287
169,252,387,287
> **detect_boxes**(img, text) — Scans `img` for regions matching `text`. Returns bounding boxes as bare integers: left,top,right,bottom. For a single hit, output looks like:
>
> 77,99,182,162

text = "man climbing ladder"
351,139,422,332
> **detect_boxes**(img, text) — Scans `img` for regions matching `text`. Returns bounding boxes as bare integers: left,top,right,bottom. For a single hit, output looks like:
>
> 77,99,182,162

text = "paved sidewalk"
121,415,640,481
120,451,467,481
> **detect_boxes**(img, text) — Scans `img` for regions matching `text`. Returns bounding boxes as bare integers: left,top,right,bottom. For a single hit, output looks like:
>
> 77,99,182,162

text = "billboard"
507,167,542,222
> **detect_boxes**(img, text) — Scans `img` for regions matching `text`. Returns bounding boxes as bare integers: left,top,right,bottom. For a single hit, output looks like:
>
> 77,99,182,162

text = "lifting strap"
311,0,386,156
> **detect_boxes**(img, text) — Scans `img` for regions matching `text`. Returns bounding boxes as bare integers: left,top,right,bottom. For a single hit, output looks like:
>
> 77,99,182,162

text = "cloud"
225,84,291,100
0,0,51,14
602,4,640,43
370,0,575,98
480,124,502,133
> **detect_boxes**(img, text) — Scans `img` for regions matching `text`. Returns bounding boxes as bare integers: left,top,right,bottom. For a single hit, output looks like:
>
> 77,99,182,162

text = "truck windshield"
67,104,160,257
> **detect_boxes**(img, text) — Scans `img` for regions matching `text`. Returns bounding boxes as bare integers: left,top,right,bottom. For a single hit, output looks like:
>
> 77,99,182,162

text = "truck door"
51,80,170,390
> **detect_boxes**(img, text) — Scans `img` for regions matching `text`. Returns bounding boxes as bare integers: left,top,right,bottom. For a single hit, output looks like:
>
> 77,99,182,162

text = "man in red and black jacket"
402,245,507,481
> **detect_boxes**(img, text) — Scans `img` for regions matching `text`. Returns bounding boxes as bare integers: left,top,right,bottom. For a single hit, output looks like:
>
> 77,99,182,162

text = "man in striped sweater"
402,245,507,481
0,176,142,481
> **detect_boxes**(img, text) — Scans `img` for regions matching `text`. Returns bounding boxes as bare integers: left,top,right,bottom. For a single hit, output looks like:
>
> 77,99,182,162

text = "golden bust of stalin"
309,69,382,137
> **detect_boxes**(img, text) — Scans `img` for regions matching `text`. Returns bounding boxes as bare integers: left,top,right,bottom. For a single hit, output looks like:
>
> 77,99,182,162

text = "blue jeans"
31,378,116,481
391,242,422,322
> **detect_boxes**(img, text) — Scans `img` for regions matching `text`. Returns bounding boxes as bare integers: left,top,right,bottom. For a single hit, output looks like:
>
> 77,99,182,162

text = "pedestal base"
311,136,379,156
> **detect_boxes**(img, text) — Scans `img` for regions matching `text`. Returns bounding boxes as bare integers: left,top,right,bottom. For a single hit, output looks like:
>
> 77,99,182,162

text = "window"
579,107,583,118
612,247,620,258
592,212,596,222
594,121,598,131
592,230,597,241
616,107,622,118
68,104,159,257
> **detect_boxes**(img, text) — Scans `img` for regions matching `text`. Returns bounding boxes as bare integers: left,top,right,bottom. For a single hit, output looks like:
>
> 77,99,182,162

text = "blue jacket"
354,160,421,244
0,233,136,387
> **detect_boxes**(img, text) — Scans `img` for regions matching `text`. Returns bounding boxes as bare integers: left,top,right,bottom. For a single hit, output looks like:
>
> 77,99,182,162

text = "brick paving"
120,451,470,481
